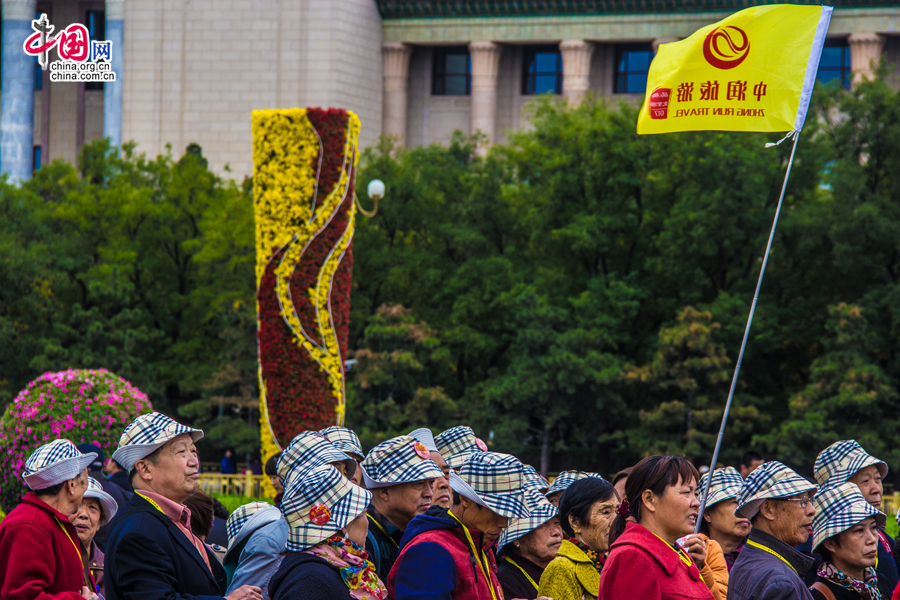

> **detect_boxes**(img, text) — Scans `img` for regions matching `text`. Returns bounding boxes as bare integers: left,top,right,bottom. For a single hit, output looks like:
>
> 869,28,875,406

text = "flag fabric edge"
794,5,834,132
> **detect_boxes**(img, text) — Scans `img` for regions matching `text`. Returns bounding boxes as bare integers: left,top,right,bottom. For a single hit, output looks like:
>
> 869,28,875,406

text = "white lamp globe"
367,179,386,201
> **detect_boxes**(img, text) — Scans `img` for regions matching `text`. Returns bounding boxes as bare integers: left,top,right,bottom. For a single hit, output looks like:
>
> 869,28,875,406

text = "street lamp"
357,179,385,217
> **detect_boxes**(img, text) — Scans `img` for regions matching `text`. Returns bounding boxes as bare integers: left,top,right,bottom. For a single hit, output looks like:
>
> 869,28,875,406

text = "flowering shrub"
0,368,152,511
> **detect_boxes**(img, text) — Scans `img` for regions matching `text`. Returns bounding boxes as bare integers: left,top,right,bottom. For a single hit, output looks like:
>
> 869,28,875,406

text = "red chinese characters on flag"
648,88,670,120
23,23,90,62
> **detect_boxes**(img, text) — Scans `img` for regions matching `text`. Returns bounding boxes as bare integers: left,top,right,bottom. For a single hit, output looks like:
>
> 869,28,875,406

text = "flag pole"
694,131,801,533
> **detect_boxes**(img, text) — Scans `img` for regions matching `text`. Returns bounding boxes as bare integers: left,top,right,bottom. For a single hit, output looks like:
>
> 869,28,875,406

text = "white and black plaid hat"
435,426,488,469
546,470,604,497
522,464,551,493
84,477,118,526
698,466,744,508
450,451,531,519
224,501,283,563
320,426,364,461
814,440,888,490
497,488,558,549
111,412,203,472
407,428,439,453
282,464,372,551
812,482,886,550
23,439,97,490
278,431,357,489
735,461,817,519
361,435,444,489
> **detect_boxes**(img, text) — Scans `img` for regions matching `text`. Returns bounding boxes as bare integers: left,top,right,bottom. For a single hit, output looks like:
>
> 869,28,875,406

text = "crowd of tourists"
1,411,898,600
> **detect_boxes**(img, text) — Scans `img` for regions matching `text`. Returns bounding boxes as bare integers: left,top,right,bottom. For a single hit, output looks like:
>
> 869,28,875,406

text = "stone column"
848,33,885,86
560,40,594,105
652,37,679,54
1,0,37,183
469,41,501,147
104,0,124,148
382,42,412,143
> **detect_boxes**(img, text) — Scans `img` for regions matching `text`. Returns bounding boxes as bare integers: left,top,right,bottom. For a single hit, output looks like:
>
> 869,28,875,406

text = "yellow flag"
637,5,832,135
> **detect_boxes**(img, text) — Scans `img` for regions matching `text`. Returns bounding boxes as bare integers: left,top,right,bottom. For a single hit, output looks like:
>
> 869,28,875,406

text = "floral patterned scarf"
304,535,388,600
569,537,605,574
817,562,881,600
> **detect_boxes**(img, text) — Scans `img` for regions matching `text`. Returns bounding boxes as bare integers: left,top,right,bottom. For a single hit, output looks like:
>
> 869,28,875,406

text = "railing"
197,473,267,498
883,493,900,517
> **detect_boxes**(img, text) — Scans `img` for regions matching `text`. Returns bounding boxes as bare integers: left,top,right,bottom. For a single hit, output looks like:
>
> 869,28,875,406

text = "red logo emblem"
309,504,331,525
703,26,750,70
475,438,488,452
413,442,430,459
648,88,670,119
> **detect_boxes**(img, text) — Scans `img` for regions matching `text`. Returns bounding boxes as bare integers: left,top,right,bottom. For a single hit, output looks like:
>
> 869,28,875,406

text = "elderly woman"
71,477,118,596
497,489,562,600
539,477,618,600
544,470,604,507
270,464,386,600
600,455,714,600
698,467,750,572
810,483,885,600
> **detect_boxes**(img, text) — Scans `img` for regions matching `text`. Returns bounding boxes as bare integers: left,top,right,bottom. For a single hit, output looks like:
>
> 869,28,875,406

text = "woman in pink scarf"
269,464,387,600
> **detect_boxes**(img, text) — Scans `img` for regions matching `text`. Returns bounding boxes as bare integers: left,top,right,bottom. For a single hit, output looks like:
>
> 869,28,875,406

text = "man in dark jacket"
104,457,134,493
729,461,817,600
104,412,262,600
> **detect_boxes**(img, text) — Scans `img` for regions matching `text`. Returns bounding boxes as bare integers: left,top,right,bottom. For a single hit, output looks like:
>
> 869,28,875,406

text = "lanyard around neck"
746,539,796,573
448,511,500,600
136,491,166,514
505,556,539,591
53,516,88,586
367,513,399,549
650,532,693,567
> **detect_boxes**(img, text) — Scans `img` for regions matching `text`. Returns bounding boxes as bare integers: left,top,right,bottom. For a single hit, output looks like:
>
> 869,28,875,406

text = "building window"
33,146,42,173
817,39,851,89
85,10,105,90
615,44,654,94
433,47,471,96
523,46,562,95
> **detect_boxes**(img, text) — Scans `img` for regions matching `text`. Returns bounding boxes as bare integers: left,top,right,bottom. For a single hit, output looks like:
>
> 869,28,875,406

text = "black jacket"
497,547,544,600
269,552,351,600
729,528,816,600
809,577,867,600
105,493,227,600
108,470,135,493
90,469,133,553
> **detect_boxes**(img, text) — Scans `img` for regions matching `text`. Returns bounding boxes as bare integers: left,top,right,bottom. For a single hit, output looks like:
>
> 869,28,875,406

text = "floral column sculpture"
252,108,360,462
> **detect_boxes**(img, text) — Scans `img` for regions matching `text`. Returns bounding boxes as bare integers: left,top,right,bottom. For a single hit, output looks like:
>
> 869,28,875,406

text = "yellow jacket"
538,540,600,600
698,535,729,600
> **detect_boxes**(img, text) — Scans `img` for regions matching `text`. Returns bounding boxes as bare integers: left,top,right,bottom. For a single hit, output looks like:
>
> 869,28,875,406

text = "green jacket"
538,540,600,600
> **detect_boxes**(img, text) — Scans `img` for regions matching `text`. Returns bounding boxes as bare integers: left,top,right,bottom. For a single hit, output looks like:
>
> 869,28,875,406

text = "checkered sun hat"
814,440,888,490
111,412,203,472
361,435,444,489
435,426,488,469
320,426,364,461
23,439,97,491
546,470,604,497
698,466,744,508
84,477,118,526
522,464,551,492
812,482,886,550
226,501,275,545
407,428,439,453
735,461,817,519
278,431,357,489
282,464,372,551
450,451,531,519
224,501,282,563
497,488,558,549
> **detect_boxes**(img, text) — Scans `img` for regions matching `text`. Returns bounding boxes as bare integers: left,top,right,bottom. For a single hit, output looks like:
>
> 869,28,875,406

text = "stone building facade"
0,0,897,181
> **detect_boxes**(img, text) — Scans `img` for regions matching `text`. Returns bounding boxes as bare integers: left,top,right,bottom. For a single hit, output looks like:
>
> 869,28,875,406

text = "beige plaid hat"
361,435,444,489
407,428,439,453
450,451,530,519
23,439,97,490
278,431,358,489
698,466,744,508
497,488,558,549
735,461,817,519
111,412,203,472
812,482,885,550
320,426,364,461
282,465,372,551
224,501,282,563
814,440,888,490
83,477,118,526
434,426,488,469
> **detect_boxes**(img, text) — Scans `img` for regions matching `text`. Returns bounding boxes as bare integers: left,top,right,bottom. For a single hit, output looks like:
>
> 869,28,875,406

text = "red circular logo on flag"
413,442,430,459
309,504,331,525
703,26,750,70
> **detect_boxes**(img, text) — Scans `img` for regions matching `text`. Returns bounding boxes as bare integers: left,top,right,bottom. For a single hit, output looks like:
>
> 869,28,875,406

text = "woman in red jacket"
599,455,714,600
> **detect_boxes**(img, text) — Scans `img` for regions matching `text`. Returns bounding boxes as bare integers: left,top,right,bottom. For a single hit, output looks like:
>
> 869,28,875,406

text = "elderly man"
388,451,531,600
104,412,262,600
729,461,817,600
362,435,445,580
0,440,99,600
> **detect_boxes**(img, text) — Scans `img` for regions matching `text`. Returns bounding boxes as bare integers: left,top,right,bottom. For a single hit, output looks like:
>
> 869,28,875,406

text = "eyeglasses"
783,495,814,508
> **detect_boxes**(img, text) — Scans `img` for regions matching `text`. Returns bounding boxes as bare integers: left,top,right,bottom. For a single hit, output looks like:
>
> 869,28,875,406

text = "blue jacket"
225,509,287,600
728,528,815,600
105,493,227,600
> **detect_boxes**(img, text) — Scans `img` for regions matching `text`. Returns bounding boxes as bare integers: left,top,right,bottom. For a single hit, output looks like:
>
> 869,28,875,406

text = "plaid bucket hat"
111,412,203,472
320,426,364,461
282,464,372,551
522,464,551,493
814,440,888,490
84,476,118,526
546,470,604,498
497,488,558,549
224,501,283,563
434,426,488,469
450,451,531,519
735,461,817,519
361,435,444,489
278,431,357,489
23,439,97,491
698,466,744,508
812,482,886,550
407,428,439,453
